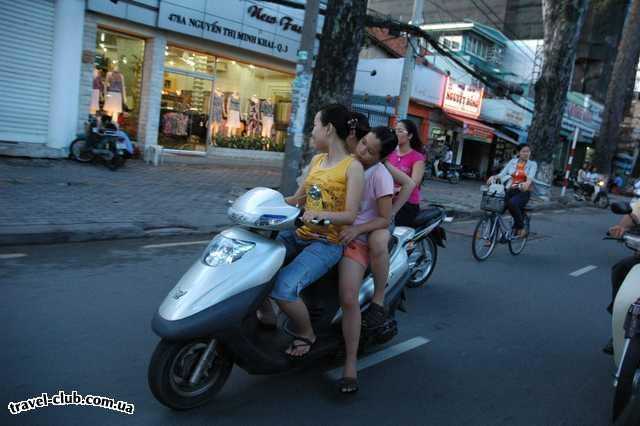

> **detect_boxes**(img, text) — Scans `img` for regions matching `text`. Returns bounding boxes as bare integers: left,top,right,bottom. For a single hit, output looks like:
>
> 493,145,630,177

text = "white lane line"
0,253,27,259
570,265,598,277
325,336,431,380
142,240,210,249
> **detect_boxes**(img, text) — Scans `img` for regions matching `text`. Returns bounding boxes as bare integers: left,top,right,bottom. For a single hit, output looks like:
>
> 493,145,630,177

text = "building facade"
0,0,308,159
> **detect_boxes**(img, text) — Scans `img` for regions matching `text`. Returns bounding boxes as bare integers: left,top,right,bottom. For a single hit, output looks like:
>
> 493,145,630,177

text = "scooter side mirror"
611,202,632,215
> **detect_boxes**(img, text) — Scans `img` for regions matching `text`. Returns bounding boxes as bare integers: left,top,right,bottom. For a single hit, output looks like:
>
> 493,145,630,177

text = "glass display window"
213,58,292,145
94,29,145,139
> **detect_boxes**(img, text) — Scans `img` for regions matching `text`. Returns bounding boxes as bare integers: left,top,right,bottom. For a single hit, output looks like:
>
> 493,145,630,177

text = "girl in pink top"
336,126,398,393
387,119,426,227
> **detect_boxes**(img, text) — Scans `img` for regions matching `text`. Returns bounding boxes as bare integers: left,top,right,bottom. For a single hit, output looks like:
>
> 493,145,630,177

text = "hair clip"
348,118,359,130
389,127,396,134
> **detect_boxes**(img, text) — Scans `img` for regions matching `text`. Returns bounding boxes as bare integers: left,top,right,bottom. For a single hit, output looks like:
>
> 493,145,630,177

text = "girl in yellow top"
271,104,364,359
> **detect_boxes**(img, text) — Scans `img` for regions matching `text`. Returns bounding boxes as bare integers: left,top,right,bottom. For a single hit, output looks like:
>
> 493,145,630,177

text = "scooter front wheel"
148,338,233,410
69,138,93,163
613,337,640,423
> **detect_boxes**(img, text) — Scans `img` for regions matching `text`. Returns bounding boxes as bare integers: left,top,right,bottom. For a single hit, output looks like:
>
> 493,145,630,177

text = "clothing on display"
247,96,260,136
90,69,104,113
226,93,241,129
260,99,274,138
212,90,224,123
105,70,126,115
161,110,208,139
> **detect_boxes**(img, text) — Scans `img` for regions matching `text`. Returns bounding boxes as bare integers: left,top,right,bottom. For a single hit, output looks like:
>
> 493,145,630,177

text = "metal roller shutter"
0,0,55,144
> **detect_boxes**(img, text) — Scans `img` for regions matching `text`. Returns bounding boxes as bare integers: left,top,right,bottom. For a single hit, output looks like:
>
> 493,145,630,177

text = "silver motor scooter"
608,202,640,424
148,187,416,410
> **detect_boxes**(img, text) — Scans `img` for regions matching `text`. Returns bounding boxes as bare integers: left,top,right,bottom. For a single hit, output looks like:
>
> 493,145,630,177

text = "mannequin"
260,97,274,138
90,68,104,114
104,63,126,123
247,95,260,136
211,88,224,136
226,91,241,136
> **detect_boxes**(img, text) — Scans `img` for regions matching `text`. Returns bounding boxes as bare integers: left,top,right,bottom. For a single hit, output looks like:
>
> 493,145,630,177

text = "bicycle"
471,184,531,261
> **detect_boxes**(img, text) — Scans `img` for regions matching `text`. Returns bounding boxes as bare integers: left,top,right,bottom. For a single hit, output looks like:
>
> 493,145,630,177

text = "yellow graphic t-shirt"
296,154,354,244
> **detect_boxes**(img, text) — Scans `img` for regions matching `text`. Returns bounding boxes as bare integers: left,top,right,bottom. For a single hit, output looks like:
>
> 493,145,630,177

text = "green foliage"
212,134,285,152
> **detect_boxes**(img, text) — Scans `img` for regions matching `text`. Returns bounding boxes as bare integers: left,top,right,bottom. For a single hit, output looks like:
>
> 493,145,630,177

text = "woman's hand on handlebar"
302,210,328,225
487,175,497,185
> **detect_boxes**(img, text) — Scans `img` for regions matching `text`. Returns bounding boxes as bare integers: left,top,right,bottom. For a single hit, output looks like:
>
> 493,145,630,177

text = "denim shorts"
270,230,344,302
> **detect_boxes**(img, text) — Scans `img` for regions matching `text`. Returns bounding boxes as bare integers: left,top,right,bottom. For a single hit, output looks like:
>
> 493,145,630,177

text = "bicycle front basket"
480,191,505,212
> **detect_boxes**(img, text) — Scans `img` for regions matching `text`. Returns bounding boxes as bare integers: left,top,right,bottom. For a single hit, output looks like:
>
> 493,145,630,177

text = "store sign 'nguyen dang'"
442,77,484,119
158,0,310,63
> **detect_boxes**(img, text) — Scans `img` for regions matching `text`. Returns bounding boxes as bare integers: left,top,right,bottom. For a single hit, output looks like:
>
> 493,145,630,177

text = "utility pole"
396,0,423,119
280,0,320,195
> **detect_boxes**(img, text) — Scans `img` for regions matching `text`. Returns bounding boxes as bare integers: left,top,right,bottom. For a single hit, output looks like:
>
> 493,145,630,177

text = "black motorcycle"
69,116,128,170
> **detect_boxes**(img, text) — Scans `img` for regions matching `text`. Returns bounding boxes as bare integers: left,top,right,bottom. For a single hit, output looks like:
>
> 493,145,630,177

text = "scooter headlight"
203,235,255,267
597,180,605,187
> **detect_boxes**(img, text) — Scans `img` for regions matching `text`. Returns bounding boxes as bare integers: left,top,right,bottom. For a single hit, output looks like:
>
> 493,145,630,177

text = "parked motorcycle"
572,177,609,209
69,116,129,170
607,202,640,424
424,159,460,184
148,187,441,410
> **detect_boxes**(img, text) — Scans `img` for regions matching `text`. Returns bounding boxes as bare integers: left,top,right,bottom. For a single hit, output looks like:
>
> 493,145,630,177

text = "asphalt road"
0,206,627,425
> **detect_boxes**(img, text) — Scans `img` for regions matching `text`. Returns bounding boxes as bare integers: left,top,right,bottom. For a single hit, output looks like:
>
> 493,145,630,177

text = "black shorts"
395,202,420,227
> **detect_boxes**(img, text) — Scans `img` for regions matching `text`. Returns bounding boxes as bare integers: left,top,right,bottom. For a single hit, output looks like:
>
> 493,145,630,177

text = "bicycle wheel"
472,215,497,261
508,216,530,255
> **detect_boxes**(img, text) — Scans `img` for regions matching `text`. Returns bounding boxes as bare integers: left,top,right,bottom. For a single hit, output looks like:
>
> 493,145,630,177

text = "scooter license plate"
116,142,126,149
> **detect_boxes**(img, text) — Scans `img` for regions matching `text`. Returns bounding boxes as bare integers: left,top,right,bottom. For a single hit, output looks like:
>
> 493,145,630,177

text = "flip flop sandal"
338,377,359,394
285,336,316,360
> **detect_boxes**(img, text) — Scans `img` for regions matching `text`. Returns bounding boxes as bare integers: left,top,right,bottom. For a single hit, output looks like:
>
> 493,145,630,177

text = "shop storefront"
354,58,447,148
439,77,494,178
0,0,306,159
480,98,532,176
82,0,301,157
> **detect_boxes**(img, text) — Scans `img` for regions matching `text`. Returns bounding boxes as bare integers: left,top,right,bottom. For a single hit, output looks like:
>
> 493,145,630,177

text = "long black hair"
318,104,351,140
399,119,424,153
370,126,399,160
349,111,371,141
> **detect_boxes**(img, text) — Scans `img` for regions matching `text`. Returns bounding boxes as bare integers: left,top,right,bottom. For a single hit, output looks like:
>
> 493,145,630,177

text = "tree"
593,0,640,175
299,0,369,167
527,0,590,193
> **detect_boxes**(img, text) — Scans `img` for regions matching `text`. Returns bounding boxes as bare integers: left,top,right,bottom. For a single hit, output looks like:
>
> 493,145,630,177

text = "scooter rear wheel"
148,338,233,410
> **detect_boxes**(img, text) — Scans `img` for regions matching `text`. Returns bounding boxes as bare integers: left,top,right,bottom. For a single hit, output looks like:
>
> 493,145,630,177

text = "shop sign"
158,0,312,63
565,101,593,124
442,77,484,119
463,123,493,143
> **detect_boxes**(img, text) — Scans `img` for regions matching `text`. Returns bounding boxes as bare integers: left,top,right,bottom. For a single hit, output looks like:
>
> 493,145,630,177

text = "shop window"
212,58,292,152
94,29,145,139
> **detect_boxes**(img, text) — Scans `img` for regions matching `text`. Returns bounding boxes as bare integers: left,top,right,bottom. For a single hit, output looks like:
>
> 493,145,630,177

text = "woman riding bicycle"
487,144,537,238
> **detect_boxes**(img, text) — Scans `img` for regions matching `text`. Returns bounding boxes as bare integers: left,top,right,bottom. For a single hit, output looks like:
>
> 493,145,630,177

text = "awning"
445,113,495,144
494,129,519,145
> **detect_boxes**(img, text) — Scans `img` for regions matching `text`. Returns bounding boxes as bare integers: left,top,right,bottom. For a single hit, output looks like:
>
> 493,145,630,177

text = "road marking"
0,253,27,259
325,336,430,380
142,240,210,249
569,265,598,277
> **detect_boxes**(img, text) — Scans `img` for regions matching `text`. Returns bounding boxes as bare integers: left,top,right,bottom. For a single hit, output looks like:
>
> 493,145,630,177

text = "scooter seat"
413,208,443,229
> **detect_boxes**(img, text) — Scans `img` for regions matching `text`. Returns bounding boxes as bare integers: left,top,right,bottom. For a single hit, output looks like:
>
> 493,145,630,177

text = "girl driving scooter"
269,104,364,359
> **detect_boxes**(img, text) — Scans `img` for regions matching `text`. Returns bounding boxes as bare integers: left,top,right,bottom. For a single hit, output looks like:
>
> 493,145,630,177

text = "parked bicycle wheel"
508,216,530,255
472,215,497,261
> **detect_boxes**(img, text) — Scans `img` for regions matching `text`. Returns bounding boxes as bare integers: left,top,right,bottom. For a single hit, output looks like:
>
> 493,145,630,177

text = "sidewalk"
0,157,623,245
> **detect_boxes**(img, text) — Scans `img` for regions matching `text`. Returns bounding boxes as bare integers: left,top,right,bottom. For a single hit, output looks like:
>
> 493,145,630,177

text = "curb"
0,222,231,246
0,200,592,246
